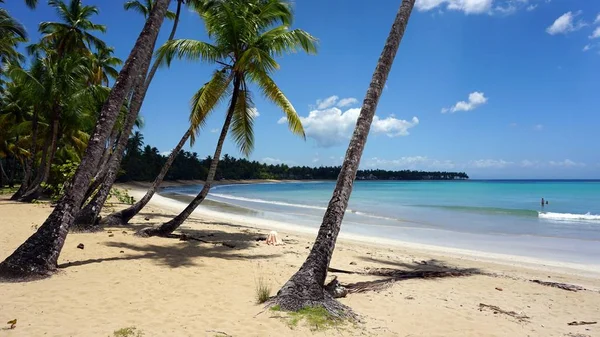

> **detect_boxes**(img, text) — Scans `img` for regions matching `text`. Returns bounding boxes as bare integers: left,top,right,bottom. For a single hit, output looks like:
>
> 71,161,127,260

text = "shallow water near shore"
161,180,600,267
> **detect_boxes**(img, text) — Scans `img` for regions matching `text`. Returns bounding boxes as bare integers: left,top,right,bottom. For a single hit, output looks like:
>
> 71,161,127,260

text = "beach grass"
113,326,144,337
255,274,272,304
287,306,345,331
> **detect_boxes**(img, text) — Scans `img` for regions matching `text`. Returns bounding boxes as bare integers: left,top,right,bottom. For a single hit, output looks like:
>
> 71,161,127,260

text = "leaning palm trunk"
11,109,38,200
0,0,171,280
272,0,415,315
20,114,60,202
138,78,241,237
73,0,185,230
103,127,192,227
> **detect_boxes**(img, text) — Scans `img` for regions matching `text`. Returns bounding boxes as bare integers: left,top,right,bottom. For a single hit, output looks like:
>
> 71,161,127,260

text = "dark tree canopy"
115,132,469,183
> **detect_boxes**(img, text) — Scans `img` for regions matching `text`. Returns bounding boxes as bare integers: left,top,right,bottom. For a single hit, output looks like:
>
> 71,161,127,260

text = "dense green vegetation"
117,132,469,182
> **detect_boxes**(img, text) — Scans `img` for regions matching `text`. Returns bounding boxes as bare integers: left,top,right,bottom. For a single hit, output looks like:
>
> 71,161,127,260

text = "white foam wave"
539,212,600,222
209,193,327,211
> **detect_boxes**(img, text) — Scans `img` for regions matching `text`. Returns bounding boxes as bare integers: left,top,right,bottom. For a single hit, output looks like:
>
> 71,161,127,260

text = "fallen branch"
166,233,236,248
478,303,530,322
206,330,232,336
530,280,585,292
568,321,597,326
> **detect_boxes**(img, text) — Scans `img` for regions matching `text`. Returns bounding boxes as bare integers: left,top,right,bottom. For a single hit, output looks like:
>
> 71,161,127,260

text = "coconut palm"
124,0,177,20
73,0,194,229
0,0,173,280
39,0,107,57
272,0,416,315
136,0,316,237
0,8,27,75
90,47,122,86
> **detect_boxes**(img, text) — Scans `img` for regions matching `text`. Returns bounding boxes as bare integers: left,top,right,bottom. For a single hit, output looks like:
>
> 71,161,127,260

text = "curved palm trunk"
0,0,171,281
103,127,192,226
273,0,416,314
73,0,185,230
20,114,60,202
11,108,38,200
138,78,241,237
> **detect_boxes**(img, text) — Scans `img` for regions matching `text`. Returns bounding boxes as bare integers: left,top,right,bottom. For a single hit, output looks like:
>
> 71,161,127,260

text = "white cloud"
468,159,514,168
281,105,419,148
364,156,457,170
594,13,600,24
315,95,339,109
546,11,586,35
159,150,172,156
590,27,600,39
337,97,359,108
210,128,219,133
533,124,543,131
526,4,537,11
417,0,493,14
249,107,260,118
549,159,585,167
261,157,283,165
583,44,591,51
520,160,540,168
441,91,488,113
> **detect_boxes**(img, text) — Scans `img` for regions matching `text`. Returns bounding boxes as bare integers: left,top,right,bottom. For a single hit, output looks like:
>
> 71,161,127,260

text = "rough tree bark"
73,0,185,230
102,127,192,227
272,0,416,316
137,77,242,237
0,0,172,281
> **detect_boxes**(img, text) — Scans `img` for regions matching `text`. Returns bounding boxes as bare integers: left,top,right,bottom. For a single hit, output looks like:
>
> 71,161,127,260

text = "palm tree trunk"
0,0,172,281
11,108,38,200
273,0,416,315
0,159,9,187
73,0,185,230
138,77,242,237
103,127,192,226
20,113,60,202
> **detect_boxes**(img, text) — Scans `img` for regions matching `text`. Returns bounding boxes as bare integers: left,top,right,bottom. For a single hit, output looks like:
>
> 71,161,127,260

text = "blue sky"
5,0,600,178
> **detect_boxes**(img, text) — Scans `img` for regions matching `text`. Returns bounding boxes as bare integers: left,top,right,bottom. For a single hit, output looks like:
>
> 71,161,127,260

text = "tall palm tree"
137,0,317,237
39,0,107,57
73,0,193,230
124,0,177,20
0,0,173,280
0,8,27,73
272,0,416,315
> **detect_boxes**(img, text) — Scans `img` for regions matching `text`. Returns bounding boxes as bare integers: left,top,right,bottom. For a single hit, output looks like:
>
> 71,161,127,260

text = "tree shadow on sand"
329,258,481,294
59,227,279,269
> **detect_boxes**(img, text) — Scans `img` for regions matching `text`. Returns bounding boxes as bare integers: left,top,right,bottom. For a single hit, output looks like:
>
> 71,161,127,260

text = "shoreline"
122,183,600,281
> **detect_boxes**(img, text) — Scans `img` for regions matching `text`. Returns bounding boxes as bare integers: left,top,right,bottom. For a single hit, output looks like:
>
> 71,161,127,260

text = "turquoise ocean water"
164,180,600,266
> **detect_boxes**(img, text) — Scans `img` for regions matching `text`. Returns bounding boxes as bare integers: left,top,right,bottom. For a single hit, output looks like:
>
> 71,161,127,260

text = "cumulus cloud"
595,13,600,25
441,91,488,113
210,128,219,133
417,0,539,15
159,150,172,156
526,4,537,11
280,104,419,147
249,107,260,118
261,157,283,165
590,27,600,39
549,159,586,167
546,11,586,35
364,156,456,170
315,95,339,109
468,159,514,168
583,44,592,51
337,97,359,107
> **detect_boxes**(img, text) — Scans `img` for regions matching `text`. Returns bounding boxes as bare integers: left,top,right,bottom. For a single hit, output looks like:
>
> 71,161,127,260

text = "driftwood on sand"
567,321,597,326
530,279,586,292
478,303,530,322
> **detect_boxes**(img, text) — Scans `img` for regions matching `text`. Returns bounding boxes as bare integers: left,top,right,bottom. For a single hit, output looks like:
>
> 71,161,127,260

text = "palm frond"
124,0,150,18
155,39,224,67
230,82,255,157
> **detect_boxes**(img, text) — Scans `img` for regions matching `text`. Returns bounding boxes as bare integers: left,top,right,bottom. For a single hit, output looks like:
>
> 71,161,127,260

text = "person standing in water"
541,197,545,207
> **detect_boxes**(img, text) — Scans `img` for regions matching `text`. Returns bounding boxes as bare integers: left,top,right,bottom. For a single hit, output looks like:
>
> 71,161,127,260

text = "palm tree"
0,0,173,280
73,0,194,230
90,47,122,86
0,8,27,73
136,0,316,237
39,0,107,57
124,0,177,20
272,0,416,315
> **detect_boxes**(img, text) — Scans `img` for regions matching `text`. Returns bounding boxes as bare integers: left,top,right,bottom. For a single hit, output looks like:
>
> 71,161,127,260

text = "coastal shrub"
108,188,135,205
255,275,272,304
42,160,79,202
113,326,144,337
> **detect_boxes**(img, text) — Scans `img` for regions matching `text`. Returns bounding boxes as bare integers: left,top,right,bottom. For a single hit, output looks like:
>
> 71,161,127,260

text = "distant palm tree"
272,0,416,315
137,0,317,237
90,47,122,86
0,0,173,280
124,0,177,20
39,0,107,57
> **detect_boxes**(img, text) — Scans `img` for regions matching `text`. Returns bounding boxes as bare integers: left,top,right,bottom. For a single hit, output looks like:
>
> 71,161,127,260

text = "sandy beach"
1,184,599,337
